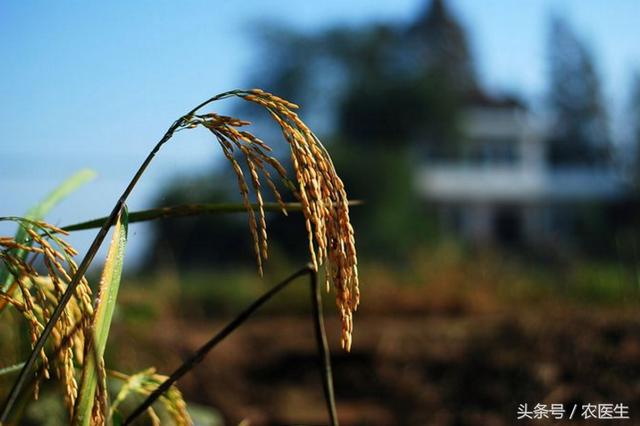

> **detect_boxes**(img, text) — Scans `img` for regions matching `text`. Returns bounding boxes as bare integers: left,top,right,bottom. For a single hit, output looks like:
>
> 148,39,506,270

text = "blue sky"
1,0,639,265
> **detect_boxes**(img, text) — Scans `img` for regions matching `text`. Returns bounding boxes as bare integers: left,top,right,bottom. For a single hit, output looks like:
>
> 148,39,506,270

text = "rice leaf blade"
73,208,128,426
60,201,362,233
0,169,96,292
0,363,25,377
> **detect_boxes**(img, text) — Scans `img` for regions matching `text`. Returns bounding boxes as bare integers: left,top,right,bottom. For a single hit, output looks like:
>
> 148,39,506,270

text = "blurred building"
417,93,626,247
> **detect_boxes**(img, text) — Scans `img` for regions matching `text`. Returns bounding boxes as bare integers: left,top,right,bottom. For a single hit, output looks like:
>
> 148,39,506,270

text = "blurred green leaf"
0,169,96,292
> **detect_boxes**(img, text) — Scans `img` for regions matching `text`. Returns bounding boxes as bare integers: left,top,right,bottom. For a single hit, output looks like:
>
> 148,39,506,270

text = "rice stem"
123,264,339,426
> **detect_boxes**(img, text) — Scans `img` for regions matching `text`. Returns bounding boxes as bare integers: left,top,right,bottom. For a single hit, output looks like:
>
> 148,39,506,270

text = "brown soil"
112,307,640,426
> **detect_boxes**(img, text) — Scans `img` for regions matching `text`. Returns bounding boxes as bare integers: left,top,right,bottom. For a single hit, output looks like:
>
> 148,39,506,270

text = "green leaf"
0,362,25,377
60,200,363,233
73,207,128,426
0,169,96,292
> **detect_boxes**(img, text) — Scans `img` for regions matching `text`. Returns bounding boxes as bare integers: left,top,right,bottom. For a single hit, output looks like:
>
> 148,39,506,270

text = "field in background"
100,243,640,425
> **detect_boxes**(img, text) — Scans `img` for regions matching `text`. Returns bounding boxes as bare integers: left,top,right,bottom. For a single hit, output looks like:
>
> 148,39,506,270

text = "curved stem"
123,265,340,426
122,265,313,425
0,90,249,422
0,123,179,422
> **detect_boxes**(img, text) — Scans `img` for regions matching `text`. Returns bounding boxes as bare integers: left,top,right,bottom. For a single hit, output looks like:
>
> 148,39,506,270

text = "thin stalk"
310,269,339,426
123,264,335,425
60,201,361,233
1,90,240,422
0,128,173,423
3,320,88,424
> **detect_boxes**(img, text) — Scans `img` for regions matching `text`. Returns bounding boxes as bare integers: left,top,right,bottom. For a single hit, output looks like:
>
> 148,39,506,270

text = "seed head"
182,90,360,350
0,218,94,411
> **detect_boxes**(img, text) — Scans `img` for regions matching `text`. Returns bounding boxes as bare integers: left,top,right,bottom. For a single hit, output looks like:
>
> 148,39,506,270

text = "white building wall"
418,105,625,245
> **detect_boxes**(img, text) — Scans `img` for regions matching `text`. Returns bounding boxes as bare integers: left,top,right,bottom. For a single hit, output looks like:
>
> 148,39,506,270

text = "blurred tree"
254,0,477,259
408,0,476,92
631,73,640,178
243,0,476,154
616,73,640,266
144,0,480,268
546,16,611,166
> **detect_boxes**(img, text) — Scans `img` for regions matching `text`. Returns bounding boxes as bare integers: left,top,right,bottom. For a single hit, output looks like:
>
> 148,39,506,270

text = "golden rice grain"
109,368,191,426
182,89,360,350
0,219,94,411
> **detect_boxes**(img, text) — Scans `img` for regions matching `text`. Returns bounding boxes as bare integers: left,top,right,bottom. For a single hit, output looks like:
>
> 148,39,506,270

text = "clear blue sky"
2,0,639,265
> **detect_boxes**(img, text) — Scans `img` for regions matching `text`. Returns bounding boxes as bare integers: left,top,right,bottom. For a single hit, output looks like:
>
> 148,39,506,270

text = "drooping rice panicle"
0,218,94,411
181,89,360,350
242,90,359,350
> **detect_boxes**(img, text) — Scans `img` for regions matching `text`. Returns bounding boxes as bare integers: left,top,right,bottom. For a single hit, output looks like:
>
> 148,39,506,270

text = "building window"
466,138,519,166
493,206,522,245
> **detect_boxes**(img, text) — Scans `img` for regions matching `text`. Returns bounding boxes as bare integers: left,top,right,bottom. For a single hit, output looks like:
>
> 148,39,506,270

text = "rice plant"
0,89,359,425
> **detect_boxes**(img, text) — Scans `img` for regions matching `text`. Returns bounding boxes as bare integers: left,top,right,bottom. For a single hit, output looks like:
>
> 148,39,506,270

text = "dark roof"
465,88,526,110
